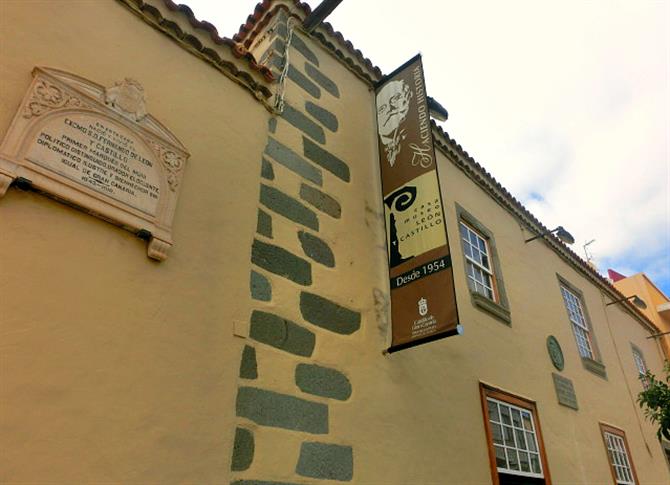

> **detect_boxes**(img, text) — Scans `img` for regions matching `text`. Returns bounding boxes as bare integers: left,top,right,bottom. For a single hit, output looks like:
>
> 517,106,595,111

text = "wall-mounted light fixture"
647,330,670,339
525,226,575,245
427,96,449,121
606,295,647,310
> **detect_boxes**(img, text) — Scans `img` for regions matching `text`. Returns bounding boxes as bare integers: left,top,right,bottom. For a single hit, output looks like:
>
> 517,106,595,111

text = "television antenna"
583,239,596,263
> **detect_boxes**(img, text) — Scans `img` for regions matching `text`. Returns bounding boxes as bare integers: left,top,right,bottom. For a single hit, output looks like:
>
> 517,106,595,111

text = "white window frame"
560,285,595,360
460,221,496,301
631,346,649,389
603,431,636,485
486,397,544,479
632,348,647,376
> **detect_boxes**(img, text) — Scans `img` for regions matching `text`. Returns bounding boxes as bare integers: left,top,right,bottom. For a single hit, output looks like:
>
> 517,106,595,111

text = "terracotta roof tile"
137,0,656,333
161,0,275,82
233,1,382,81
431,121,660,334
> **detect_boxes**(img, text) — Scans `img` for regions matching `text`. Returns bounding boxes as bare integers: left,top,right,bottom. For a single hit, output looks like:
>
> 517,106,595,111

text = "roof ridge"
430,120,661,334
159,0,275,82
232,0,382,81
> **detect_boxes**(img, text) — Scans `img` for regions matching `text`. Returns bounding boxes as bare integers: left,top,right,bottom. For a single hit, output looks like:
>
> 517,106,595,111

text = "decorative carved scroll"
0,67,190,261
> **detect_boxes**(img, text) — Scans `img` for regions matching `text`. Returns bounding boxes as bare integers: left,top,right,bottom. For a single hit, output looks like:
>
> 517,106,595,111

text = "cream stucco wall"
0,1,268,482
1,1,669,484
614,273,670,358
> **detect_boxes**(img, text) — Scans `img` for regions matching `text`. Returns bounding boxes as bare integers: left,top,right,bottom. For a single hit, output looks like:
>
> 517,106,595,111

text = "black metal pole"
303,0,344,32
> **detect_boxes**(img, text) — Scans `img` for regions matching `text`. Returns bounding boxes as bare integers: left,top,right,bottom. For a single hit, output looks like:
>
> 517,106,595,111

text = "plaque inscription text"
29,115,160,215
0,67,189,261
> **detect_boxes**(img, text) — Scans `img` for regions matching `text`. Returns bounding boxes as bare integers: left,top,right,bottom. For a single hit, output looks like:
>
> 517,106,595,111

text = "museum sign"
375,55,460,352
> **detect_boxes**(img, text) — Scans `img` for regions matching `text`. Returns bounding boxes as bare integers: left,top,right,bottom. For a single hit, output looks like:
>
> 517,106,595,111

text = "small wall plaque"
552,373,578,410
0,67,189,261
546,335,565,371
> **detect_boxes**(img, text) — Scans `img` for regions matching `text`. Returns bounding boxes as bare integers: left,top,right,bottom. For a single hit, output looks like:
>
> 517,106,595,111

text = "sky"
185,0,670,297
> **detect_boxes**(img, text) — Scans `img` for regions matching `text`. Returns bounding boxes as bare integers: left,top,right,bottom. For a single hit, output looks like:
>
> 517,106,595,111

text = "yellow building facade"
1,1,668,483
611,271,670,360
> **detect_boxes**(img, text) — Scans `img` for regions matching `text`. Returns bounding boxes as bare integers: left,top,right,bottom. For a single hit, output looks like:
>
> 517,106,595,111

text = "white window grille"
604,431,636,484
560,285,595,359
486,397,544,478
460,222,495,301
632,348,649,389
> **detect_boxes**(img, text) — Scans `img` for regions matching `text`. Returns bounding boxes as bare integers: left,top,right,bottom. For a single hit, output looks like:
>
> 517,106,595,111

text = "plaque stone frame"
0,67,189,261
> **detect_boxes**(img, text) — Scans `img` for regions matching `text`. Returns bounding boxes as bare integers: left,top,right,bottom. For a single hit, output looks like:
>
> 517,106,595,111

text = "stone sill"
581,356,608,379
471,292,512,325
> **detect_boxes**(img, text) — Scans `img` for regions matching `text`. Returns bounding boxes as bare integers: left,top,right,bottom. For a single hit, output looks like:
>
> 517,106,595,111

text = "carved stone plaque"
0,67,189,261
546,335,565,371
552,373,578,410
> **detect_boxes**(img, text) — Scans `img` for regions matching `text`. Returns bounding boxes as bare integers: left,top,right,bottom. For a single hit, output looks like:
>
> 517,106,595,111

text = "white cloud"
187,0,669,292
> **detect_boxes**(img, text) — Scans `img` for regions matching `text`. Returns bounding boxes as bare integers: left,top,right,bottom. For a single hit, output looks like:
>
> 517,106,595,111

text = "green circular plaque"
547,336,564,371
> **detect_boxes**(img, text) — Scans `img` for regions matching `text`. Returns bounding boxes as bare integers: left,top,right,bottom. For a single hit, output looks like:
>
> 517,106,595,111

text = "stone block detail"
303,137,350,183
295,363,352,401
231,427,255,471
273,37,286,53
232,481,301,485
281,103,326,144
261,158,275,180
296,442,353,481
298,231,334,268
276,22,288,39
288,64,321,99
265,137,322,186
250,271,272,302
300,184,341,219
256,209,273,238
268,117,278,134
236,386,328,434
251,239,312,286
270,54,285,71
304,63,340,98
305,101,338,132
240,345,259,379
300,292,361,335
260,184,319,231
292,34,319,66
249,310,315,357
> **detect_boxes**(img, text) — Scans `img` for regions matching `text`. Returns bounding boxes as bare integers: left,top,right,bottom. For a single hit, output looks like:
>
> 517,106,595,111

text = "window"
630,345,649,389
456,205,511,324
600,424,638,485
559,285,595,359
460,222,496,300
557,278,607,378
480,384,552,485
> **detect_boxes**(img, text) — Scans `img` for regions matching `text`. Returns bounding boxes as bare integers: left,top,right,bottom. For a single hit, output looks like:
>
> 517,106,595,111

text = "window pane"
504,426,515,446
519,451,531,472
530,453,541,474
604,431,635,485
487,400,499,422
487,397,544,478
507,449,519,470
494,445,507,468
526,432,537,452
492,423,503,445
515,429,527,450
500,406,511,425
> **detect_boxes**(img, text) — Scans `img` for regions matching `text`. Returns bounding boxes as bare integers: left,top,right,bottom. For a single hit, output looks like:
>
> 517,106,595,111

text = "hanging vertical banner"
376,54,460,352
